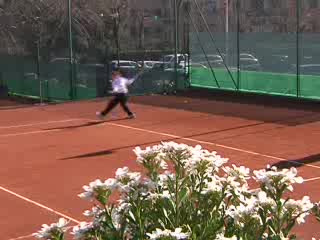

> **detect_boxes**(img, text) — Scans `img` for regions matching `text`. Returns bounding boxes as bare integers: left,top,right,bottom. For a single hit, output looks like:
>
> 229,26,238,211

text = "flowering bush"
33,142,319,240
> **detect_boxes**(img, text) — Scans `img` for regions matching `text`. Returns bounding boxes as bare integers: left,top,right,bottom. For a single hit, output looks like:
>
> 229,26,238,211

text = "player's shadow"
61,150,113,160
43,118,128,131
269,153,320,169
60,121,267,161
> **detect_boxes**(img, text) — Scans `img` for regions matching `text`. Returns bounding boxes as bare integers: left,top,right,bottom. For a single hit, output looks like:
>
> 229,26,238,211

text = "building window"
251,0,264,10
309,0,319,8
207,0,217,13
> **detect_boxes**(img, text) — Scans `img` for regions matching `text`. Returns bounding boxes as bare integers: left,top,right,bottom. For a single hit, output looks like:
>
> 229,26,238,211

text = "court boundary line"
2,118,320,239
0,105,28,110
1,117,320,171
0,186,81,224
304,176,320,182
0,118,84,129
0,129,64,138
8,234,33,240
82,119,320,171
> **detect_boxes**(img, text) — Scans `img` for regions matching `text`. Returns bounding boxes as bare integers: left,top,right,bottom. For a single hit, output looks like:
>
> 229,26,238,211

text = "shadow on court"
270,153,320,169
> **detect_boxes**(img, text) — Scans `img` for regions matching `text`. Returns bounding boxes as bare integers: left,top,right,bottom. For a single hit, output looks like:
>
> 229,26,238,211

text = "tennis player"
96,67,140,120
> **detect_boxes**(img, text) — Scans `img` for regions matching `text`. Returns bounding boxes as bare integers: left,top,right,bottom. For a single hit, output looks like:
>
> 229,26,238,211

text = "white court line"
0,129,63,138
2,117,320,171
0,186,81,224
82,119,320,171
0,105,27,110
304,176,320,182
0,118,83,130
8,234,33,240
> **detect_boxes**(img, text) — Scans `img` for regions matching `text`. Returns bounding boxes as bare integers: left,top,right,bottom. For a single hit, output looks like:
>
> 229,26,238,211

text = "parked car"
239,53,258,61
195,54,224,68
49,57,78,64
111,60,140,69
240,58,262,71
162,54,189,69
298,64,320,75
137,61,161,69
111,60,140,77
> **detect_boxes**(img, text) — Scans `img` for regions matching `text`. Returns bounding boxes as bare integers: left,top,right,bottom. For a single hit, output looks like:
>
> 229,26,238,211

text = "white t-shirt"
112,76,135,94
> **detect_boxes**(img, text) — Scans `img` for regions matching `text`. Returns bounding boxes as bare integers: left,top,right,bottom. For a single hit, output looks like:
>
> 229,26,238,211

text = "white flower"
215,233,237,240
256,191,275,208
161,141,190,153
56,218,69,228
226,197,259,226
158,171,175,186
147,192,161,201
284,196,314,224
78,179,115,201
160,190,171,199
71,222,95,240
111,208,122,230
253,167,303,193
134,145,168,170
223,164,250,181
115,167,142,193
147,228,189,239
117,199,132,213
220,176,244,197
32,218,69,239
144,178,157,191
116,167,130,179
171,228,190,239
83,206,103,217
182,146,228,174
104,178,118,190
202,176,223,194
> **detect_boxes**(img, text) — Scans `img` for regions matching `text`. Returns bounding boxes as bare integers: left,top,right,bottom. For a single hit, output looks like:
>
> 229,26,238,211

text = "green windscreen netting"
3,0,320,102
0,0,188,102
189,0,320,100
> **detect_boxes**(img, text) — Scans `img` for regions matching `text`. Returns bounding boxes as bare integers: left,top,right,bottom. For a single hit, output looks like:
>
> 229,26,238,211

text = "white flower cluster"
226,197,261,226
83,206,103,218
253,166,303,192
71,222,95,240
33,142,316,240
78,179,117,201
115,167,142,193
78,167,144,202
223,164,250,182
165,142,228,173
135,142,228,176
32,218,69,239
255,191,275,208
215,233,237,240
134,145,168,170
284,196,314,224
147,228,189,240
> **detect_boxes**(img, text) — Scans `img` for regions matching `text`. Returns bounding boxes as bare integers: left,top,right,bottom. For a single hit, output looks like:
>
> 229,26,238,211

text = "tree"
109,0,129,64
1,0,116,62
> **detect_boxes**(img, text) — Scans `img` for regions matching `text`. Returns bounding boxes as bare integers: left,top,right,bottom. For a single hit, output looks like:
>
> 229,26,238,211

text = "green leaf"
178,187,189,206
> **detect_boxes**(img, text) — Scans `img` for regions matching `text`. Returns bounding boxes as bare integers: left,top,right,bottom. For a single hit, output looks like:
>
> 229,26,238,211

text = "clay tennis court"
1,93,320,239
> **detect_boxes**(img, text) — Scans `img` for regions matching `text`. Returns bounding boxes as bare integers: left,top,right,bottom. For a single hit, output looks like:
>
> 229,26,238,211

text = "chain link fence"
3,0,319,102
189,0,320,100
0,0,189,102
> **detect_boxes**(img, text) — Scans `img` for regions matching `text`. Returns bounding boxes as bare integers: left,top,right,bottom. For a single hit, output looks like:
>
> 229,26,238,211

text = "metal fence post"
236,0,240,91
68,0,74,100
296,0,300,98
174,0,178,93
